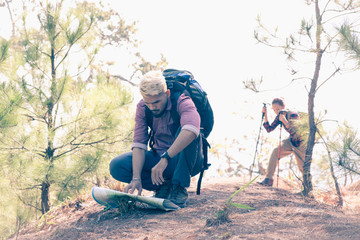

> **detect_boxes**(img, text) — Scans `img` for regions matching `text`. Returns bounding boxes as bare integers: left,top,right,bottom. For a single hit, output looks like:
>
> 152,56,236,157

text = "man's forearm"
167,129,197,158
132,147,146,179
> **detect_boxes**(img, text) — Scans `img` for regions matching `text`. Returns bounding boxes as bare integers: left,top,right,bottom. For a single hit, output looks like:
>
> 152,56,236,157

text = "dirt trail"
11,177,360,240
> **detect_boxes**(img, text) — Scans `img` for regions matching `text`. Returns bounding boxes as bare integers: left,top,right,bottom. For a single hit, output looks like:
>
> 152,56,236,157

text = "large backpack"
145,69,214,195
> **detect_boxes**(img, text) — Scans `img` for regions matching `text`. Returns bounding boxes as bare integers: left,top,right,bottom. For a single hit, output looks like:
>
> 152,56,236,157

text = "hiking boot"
169,184,188,208
258,178,273,187
154,180,172,199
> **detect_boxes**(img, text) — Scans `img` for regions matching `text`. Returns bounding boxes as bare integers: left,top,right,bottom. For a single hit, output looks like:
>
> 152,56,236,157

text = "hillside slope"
10,177,360,240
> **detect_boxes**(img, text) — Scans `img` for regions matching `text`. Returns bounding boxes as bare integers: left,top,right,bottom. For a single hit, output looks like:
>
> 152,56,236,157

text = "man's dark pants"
109,134,203,191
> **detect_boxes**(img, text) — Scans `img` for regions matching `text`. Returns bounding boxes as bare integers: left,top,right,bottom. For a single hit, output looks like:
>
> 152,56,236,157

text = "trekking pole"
250,103,266,180
276,122,283,188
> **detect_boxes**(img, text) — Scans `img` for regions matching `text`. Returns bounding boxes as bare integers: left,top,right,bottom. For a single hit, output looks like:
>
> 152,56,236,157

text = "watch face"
161,152,170,160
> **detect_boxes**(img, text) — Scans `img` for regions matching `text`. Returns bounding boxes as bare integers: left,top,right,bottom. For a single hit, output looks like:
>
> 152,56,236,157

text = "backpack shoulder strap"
145,106,153,127
170,91,181,126
145,106,156,154
196,136,211,195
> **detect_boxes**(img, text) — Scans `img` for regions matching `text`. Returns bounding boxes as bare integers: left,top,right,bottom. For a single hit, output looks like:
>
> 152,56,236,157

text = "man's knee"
109,157,118,178
270,147,279,158
109,152,132,180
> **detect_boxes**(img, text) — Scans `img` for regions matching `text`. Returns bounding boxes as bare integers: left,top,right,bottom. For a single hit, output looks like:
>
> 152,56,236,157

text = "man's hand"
124,179,142,196
262,105,267,115
262,105,268,122
151,158,168,186
279,112,288,127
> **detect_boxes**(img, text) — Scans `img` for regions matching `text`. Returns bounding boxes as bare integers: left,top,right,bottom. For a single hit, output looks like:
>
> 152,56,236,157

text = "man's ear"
166,89,170,97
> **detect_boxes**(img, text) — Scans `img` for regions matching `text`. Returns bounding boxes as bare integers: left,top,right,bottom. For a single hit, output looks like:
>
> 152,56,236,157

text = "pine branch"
70,53,96,79
349,146,360,157
57,154,99,199
317,129,343,206
55,16,94,71
111,74,137,86
16,194,42,212
315,66,341,93
338,161,360,175
17,185,42,191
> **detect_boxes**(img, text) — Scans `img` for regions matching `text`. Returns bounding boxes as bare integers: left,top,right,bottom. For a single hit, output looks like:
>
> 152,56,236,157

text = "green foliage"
206,207,231,227
291,111,325,145
0,1,136,237
24,41,41,67
134,52,168,75
112,196,137,214
338,23,360,67
0,82,22,130
206,176,258,227
329,123,360,175
226,175,258,209
0,0,166,237
36,206,57,232
90,3,138,47
300,18,313,41
55,152,100,201
0,39,9,64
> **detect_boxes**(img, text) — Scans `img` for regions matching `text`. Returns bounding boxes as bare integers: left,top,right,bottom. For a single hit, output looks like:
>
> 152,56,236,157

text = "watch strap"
161,151,171,161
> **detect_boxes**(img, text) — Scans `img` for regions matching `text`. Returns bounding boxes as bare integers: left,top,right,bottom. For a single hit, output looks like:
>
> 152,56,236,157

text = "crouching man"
109,70,203,207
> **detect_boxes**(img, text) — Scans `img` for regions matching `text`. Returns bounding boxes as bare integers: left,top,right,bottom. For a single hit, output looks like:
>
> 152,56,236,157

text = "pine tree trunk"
303,0,323,196
41,181,50,214
329,150,343,206
39,26,57,214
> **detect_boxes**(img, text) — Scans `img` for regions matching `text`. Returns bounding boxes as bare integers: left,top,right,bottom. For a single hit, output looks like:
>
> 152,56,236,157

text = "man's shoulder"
175,93,194,106
136,99,146,109
135,99,147,119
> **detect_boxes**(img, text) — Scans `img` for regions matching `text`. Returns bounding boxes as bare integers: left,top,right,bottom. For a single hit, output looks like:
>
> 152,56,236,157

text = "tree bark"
303,0,323,196
329,153,343,206
41,181,50,214
40,21,57,213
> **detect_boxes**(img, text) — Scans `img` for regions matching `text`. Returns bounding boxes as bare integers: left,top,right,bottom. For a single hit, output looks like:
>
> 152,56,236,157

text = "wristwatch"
160,151,171,161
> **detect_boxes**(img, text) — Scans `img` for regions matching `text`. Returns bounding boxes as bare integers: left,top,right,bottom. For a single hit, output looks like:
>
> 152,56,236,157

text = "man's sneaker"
258,178,273,187
169,184,188,208
154,180,172,199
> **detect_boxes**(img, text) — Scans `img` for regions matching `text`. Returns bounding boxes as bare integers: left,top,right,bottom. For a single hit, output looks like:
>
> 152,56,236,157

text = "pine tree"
1,1,135,216
253,0,360,196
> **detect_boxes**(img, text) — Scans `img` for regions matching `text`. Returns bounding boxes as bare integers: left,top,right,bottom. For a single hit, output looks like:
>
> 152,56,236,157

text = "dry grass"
9,177,360,240
205,205,231,227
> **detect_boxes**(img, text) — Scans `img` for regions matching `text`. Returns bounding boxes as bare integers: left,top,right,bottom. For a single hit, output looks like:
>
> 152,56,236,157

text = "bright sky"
104,0,360,177
1,0,359,167
105,0,359,137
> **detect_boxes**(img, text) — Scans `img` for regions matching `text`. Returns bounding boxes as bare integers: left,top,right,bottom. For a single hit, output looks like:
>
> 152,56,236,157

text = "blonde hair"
139,70,167,96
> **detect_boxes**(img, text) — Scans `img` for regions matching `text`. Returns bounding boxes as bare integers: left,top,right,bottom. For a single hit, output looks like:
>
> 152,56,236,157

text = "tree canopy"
0,0,166,237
